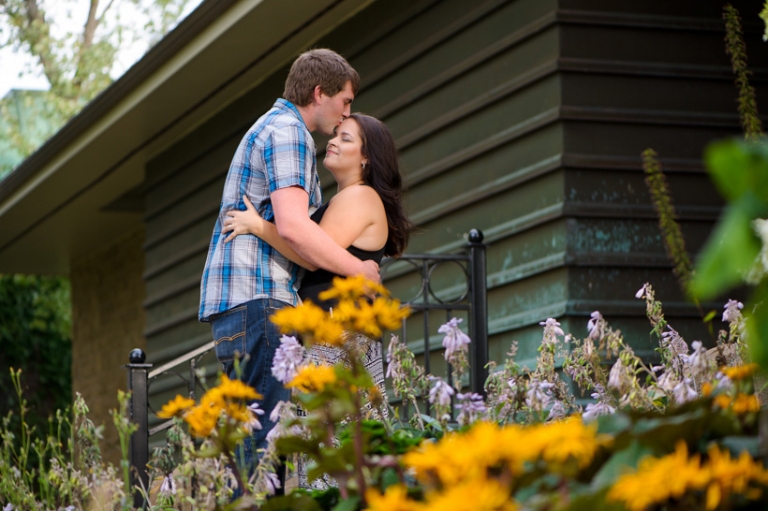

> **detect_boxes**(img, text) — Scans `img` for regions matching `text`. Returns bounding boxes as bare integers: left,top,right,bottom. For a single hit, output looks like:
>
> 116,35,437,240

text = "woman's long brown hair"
348,113,414,257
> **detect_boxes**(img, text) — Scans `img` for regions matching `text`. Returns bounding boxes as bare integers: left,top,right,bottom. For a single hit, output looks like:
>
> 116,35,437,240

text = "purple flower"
673,378,698,404
680,340,711,382
263,471,282,495
244,402,264,432
608,359,632,394
271,335,305,384
439,318,471,360
428,377,454,407
386,335,403,379
587,311,603,340
635,283,649,299
547,401,566,421
581,393,616,421
456,392,486,424
722,300,744,323
525,379,554,410
661,327,689,357
539,318,565,346
159,474,176,495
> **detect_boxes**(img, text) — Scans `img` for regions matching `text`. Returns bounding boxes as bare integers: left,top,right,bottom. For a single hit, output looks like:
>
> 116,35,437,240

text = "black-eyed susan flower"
714,393,760,415
157,395,196,419
365,484,422,511
217,374,262,402
608,442,708,511
184,400,220,438
704,444,768,510
286,364,337,393
319,275,387,302
721,363,759,381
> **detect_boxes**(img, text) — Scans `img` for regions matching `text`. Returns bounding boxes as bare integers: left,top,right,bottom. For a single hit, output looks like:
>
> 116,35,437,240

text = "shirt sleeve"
262,124,315,195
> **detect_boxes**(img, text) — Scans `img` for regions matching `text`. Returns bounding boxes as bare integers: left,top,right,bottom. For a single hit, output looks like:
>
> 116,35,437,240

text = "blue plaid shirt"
199,99,322,321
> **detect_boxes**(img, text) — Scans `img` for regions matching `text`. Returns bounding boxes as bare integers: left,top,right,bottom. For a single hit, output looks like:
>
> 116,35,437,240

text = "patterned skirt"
293,333,388,490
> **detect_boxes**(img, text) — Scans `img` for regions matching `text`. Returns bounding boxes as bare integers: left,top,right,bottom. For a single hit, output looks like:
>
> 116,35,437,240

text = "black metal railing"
124,229,487,507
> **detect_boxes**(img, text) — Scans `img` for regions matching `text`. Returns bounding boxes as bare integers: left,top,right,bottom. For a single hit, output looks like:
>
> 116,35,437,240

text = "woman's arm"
222,195,318,270
223,186,384,270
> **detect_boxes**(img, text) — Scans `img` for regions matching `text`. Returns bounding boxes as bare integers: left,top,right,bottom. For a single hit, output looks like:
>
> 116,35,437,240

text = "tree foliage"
0,0,192,176
0,275,72,434
0,0,194,433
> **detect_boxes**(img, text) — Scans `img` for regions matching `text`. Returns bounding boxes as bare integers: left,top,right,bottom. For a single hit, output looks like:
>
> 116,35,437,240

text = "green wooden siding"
140,0,765,416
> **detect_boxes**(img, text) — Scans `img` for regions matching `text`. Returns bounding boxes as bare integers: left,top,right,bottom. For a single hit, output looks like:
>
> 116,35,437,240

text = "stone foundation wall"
71,227,146,465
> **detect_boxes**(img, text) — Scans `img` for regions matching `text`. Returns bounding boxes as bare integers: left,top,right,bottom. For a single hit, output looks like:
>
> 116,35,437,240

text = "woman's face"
324,118,366,176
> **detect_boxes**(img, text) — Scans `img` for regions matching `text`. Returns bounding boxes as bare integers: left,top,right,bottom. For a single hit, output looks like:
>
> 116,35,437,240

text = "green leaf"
419,414,443,432
688,196,762,300
560,487,625,511
747,282,768,371
595,412,632,436
591,440,653,489
705,138,768,203
331,496,360,511
276,436,319,456
308,487,342,510
631,407,713,452
260,493,323,511
719,436,761,458
194,446,222,458
380,467,401,490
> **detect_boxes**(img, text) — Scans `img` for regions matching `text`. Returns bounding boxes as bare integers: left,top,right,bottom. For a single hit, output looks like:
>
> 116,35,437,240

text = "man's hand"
360,260,381,284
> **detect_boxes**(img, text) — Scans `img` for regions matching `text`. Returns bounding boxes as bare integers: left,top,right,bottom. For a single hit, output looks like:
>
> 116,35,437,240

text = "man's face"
314,81,354,136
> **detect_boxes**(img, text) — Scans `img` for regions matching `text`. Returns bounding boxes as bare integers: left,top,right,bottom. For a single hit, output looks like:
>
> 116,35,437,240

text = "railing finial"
468,228,484,244
129,348,146,364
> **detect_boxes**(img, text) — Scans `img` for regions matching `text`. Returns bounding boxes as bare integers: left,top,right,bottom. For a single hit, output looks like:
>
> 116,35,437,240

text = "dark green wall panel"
139,0,765,402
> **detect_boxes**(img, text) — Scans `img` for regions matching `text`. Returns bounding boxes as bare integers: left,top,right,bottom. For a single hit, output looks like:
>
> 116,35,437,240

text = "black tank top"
298,202,386,311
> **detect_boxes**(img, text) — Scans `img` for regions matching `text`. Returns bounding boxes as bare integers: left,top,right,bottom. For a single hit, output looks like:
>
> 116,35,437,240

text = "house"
0,0,763,462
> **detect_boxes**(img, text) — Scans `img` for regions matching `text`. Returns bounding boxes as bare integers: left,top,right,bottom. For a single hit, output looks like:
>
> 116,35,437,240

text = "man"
198,49,379,474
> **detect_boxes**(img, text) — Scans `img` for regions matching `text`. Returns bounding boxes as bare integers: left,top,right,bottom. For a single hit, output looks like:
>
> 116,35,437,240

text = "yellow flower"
333,296,410,339
319,275,388,302
714,393,760,415
216,374,262,401
404,422,524,487
702,382,714,396
524,417,605,470
370,297,410,331
184,401,220,438
223,401,251,423
270,300,327,333
312,317,346,346
286,364,337,393
608,441,708,511
157,395,196,419
721,363,759,381
270,301,346,346
424,479,517,511
704,444,768,510
403,434,467,486
365,485,422,511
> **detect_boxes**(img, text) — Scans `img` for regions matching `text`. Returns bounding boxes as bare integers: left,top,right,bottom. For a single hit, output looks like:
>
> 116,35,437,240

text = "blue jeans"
210,298,291,478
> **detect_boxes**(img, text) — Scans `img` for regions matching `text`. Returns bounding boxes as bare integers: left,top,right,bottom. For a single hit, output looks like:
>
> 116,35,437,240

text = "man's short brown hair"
284,49,360,107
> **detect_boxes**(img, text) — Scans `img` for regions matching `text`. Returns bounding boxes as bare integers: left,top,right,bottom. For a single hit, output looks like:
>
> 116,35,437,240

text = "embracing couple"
198,49,413,486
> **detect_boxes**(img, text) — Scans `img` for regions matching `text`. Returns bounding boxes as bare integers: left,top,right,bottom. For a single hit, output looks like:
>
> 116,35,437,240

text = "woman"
223,111,411,304
222,113,413,486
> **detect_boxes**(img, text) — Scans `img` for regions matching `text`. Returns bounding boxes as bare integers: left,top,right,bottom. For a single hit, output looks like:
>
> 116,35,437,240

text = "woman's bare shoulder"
328,184,383,209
